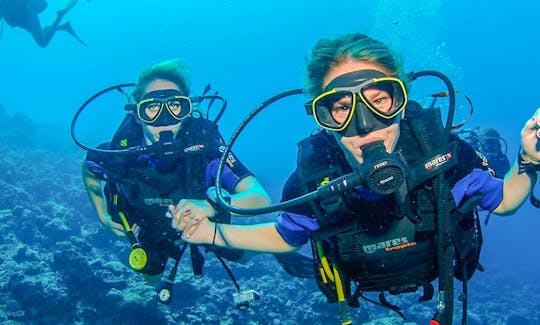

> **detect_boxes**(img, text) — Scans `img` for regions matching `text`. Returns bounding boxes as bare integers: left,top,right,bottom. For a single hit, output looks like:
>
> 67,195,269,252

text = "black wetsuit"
86,117,251,275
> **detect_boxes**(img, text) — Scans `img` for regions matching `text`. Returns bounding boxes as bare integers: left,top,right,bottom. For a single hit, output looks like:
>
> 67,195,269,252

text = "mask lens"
137,99,164,123
481,140,499,154
359,79,406,117
313,91,355,130
165,96,192,120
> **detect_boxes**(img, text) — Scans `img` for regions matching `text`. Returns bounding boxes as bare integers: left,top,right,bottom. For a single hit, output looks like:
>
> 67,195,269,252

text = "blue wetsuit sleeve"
205,158,253,192
275,211,320,247
204,126,253,192
84,142,111,179
451,168,503,212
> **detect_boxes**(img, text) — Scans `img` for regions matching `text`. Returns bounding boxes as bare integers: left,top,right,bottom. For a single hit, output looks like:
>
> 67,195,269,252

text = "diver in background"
457,127,510,178
0,0,87,47
478,128,511,177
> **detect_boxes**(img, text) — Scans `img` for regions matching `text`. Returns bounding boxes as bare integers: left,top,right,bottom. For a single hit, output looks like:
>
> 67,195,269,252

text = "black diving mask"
136,89,192,126
306,70,407,137
480,138,502,158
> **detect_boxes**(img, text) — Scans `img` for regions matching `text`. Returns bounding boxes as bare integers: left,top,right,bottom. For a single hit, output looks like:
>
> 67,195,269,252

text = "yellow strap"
317,241,335,282
333,265,352,324
118,212,131,231
319,267,328,283
333,265,346,302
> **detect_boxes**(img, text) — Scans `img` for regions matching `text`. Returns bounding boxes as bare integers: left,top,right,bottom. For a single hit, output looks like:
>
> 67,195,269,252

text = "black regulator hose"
71,83,227,155
409,70,455,138
214,89,363,215
410,70,456,325
70,83,136,153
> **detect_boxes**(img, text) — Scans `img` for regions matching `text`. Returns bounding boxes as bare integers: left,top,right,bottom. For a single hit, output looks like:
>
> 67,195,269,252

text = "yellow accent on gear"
129,247,148,270
320,177,331,186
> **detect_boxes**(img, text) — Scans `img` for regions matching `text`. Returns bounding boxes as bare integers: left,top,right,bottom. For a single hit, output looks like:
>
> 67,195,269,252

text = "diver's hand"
166,204,214,244
101,216,125,237
131,223,141,237
521,107,540,163
172,198,215,227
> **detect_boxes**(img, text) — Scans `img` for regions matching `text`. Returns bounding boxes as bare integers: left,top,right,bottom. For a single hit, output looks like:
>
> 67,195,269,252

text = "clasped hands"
166,198,215,243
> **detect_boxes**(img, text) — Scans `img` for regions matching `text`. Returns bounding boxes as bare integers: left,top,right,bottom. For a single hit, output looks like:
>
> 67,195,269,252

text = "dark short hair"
132,59,190,102
305,33,408,97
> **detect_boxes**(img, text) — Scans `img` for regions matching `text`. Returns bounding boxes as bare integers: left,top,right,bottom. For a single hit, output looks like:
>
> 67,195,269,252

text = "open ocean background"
1,1,539,324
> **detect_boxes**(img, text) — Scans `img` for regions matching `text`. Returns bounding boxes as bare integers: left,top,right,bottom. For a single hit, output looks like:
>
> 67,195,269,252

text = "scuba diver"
169,33,540,324
457,127,510,178
76,59,314,307
478,128,511,178
477,128,510,178
79,59,273,305
0,0,87,47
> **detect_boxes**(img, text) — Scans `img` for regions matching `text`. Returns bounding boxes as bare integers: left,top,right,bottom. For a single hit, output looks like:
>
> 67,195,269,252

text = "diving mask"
306,70,407,136
478,129,503,158
136,89,192,126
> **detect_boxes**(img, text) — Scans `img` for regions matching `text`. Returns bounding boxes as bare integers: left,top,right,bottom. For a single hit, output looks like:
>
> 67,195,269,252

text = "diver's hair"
305,33,408,97
132,59,190,102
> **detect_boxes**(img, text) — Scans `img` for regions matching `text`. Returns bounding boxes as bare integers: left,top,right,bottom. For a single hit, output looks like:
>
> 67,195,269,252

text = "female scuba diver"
81,59,273,305
168,33,540,324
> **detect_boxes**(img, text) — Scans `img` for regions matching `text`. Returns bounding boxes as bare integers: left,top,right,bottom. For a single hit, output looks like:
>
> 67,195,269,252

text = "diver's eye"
167,100,182,110
331,97,352,124
372,97,389,107
146,102,162,111
364,88,393,112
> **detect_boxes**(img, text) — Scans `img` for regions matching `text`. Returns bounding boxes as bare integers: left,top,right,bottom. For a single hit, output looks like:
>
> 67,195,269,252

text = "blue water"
1,0,540,324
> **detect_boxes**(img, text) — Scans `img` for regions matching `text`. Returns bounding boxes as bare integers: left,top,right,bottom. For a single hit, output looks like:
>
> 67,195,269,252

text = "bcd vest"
86,114,227,227
296,105,483,306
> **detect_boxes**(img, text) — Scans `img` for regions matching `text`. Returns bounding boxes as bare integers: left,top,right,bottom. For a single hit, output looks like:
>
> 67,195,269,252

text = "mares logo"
144,198,175,206
184,144,205,153
219,145,237,168
362,237,417,254
424,152,452,171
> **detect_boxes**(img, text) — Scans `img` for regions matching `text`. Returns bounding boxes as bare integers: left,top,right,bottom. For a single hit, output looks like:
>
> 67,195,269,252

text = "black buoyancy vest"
297,105,483,300
87,115,223,226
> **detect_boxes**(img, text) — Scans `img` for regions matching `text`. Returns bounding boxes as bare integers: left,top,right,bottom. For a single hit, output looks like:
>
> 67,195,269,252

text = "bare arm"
82,161,125,236
493,162,534,215
172,215,297,253
229,175,272,213
494,108,540,215
173,175,271,224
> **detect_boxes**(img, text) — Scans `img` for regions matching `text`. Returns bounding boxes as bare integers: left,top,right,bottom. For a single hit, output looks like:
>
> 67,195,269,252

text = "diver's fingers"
111,220,124,230
533,107,540,137
180,211,201,239
171,211,185,230
184,217,202,240
175,199,186,212
171,207,194,231
165,207,172,218
166,204,177,219
524,115,537,132
132,224,140,237
535,107,540,126
522,111,540,138
111,222,125,235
